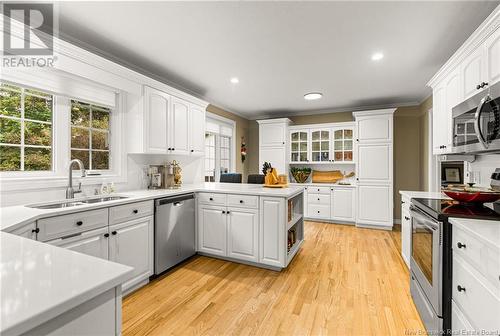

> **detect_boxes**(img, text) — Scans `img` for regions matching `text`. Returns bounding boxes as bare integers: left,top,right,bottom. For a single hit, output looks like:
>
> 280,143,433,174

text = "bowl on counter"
442,185,500,204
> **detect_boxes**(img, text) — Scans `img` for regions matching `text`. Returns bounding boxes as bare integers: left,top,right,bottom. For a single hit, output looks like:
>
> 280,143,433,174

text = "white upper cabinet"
332,126,354,162
189,105,205,155
310,129,331,162
486,27,500,86
169,98,190,155
461,47,486,100
258,119,291,174
432,84,447,154
356,114,392,143
260,122,288,147
260,146,287,174
290,130,309,163
444,69,462,152
144,86,169,153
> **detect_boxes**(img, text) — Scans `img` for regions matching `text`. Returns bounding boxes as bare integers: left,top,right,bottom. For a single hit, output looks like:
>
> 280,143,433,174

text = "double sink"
26,196,128,209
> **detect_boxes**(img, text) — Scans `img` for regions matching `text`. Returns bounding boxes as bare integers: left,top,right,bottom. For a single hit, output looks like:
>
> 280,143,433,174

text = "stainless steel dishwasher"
154,193,195,275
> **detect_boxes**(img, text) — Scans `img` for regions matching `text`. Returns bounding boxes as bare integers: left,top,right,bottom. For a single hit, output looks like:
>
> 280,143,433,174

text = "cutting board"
312,170,344,183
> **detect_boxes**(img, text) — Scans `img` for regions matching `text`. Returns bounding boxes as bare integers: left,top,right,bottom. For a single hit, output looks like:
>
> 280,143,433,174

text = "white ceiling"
57,1,499,119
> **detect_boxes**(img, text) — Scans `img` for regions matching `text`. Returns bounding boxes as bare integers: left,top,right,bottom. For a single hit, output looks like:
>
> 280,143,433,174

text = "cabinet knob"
239,200,244,203
168,148,171,151
457,242,466,249
209,197,213,201
317,198,320,201
401,201,405,204
457,285,466,292
404,216,410,220
191,149,194,152
32,228,39,233
76,221,83,226
104,233,110,238
222,210,226,214
282,142,285,145
356,178,359,181
133,209,138,214
172,148,175,151
111,231,117,235
317,211,320,214
227,211,230,214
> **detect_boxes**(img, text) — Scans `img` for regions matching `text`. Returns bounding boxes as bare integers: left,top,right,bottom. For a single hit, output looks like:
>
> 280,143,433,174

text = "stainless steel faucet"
66,159,87,199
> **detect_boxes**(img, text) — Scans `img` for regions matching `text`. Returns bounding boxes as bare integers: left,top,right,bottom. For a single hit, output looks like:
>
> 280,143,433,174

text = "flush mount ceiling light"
304,92,323,100
371,52,384,61
230,77,239,84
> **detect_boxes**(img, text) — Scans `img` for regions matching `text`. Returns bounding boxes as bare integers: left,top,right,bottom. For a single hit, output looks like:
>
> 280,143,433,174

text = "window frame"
204,112,236,182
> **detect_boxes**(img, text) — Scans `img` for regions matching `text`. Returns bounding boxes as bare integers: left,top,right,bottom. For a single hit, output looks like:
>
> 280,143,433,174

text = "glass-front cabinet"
311,129,330,162
290,130,309,163
332,127,354,162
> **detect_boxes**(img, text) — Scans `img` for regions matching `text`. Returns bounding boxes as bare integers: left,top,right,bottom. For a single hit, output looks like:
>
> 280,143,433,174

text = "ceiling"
57,1,499,119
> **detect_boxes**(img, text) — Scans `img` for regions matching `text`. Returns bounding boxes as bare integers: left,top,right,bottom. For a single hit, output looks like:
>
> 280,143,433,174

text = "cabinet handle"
209,197,213,201
168,148,171,151
32,228,40,233
76,221,83,226
457,242,466,249
222,210,226,214
172,148,175,151
111,231,117,235
356,178,359,181
282,142,285,145
404,216,410,220
104,233,110,238
133,209,138,214
401,201,405,204
191,149,194,152
227,211,230,214
457,285,466,292
317,211,320,214
239,200,244,203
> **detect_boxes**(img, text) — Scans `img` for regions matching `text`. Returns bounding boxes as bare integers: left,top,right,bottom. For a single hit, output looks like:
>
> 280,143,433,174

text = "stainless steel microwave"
451,81,500,154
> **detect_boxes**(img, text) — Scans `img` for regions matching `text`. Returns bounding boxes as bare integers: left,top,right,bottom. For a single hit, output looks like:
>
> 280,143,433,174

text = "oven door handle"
474,95,489,149
410,205,439,231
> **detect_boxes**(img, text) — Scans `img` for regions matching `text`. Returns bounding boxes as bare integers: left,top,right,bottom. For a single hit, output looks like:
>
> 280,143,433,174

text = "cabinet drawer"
453,254,500,331
308,204,331,219
307,186,331,195
307,193,331,205
197,192,227,206
38,208,109,242
453,225,500,288
227,194,258,209
109,200,154,225
452,300,475,334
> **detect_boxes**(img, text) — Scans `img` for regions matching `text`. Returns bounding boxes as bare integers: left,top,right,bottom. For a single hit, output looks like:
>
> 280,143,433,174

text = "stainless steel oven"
451,81,500,154
410,205,443,333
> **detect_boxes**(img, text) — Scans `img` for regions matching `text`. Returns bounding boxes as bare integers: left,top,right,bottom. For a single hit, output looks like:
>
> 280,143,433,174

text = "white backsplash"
466,154,500,187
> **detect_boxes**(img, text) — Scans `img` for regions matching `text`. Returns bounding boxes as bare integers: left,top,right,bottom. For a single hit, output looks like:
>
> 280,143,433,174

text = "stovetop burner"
412,198,500,221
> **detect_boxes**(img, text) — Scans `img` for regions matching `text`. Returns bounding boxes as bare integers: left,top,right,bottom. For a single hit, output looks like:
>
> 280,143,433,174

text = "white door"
260,123,287,147
227,208,259,262
109,216,154,291
197,205,227,256
461,47,486,100
169,98,190,155
331,188,355,222
47,227,109,260
356,115,392,143
432,84,447,154
144,86,169,153
357,143,392,183
486,28,500,86
259,197,285,268
444,69,462,152
189,105,205,155
260,146,286,175
356,184,392,228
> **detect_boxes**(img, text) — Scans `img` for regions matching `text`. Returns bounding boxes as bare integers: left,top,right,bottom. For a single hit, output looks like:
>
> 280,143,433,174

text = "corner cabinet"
129,85,208,155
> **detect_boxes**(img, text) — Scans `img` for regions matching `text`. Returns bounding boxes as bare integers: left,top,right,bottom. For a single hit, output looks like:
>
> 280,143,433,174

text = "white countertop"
399,190,450,200
291,182,356,188
0,231,133,336
1,182,304,233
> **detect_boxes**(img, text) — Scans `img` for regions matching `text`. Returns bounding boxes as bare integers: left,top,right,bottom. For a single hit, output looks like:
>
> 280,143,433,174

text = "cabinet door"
260,123,287,147
169,98,190,154
357,184,392,228
189,105,205,155
356,115,392,143
290,130,309,163
227,208,259,262
331,188,355,222
260,146,286,175
432,84,446,154
47,227,109,260
486,28,500,86
444,70,462,152
332,127,354,162
357,143,392,183
109,216,154,292
259,197,285,267
8,222,37,240
197,205,227,256
461,47,486,100
310,129,331,162
401,208,411,268
144,86,169,153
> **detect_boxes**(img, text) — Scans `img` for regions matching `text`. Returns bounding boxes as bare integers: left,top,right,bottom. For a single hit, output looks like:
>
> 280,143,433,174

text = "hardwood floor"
122,221,424,335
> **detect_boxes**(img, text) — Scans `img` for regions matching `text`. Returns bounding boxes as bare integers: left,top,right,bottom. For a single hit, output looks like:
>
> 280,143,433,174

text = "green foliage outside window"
0,83,52,171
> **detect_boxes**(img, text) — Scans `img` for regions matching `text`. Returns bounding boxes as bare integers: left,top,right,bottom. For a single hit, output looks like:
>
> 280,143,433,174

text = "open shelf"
287,214,303,231
286,239,304,266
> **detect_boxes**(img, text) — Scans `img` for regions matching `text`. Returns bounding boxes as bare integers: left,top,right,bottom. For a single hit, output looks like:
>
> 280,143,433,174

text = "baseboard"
304,217,356,226
355,223,393,231
196,252,283,272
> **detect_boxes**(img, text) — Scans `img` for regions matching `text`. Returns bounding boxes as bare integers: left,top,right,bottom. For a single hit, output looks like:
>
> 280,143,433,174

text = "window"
70,100,111,170
205,132,216,182
0,83,53,171
220,135,230,174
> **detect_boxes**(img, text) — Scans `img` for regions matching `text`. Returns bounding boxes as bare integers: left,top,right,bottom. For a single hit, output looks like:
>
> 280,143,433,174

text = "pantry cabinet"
356,184,392,228
258,119,291,174
132,85,207,155
109,216,154,292
356,143,392,183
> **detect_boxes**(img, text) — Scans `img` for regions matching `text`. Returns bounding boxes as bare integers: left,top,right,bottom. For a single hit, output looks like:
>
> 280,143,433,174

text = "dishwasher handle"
155,193,195,207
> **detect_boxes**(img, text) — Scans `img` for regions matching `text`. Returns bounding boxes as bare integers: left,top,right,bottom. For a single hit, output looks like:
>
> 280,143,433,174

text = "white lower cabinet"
6,222,37,240
303,186,355,223
259,197,285,268
331,188,355,222
227,208,259,262
197,205,227,256
47,227,109,260
109,216,154,292
356,184,392,228
401,199,411,269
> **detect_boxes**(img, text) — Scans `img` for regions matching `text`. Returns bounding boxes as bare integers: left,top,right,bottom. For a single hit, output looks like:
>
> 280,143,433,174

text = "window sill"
0,174,127,192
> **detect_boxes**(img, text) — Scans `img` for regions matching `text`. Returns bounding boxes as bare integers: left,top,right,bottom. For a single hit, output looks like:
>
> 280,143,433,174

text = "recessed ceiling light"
371,52,384,61
304,92,323,100
230,77,239,84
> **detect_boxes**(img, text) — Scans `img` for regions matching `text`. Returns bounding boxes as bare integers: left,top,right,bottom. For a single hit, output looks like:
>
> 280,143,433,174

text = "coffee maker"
147,161,182,189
